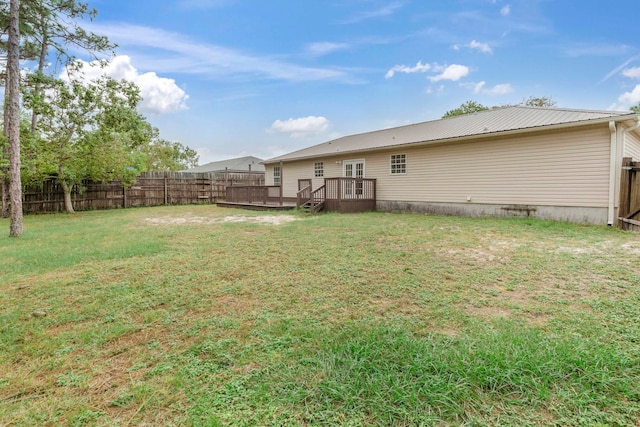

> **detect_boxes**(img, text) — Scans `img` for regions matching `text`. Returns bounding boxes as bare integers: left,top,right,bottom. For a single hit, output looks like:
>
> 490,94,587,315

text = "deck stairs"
297,184,325,213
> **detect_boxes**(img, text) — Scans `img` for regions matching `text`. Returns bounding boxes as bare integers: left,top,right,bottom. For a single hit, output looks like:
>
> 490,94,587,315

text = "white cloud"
270,116,330,138
623,67,640,79
428,64,470,82
307,42,350,57
64,56,189,115
453,40,493,54
385,61,431,78
600,55,640,83
468,81,486,94
501,5,511,16
463,81,513,95
483,83,514,95
469,40,493,54
615,85,640,109
610,66,640,110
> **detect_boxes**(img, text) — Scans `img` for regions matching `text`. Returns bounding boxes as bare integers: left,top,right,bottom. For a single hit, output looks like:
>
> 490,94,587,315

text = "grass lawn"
1,205,640,426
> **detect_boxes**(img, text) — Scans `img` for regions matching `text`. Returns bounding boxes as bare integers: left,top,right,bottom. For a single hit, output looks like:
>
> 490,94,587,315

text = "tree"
442,100,489,118
4,0,115,130
0,0,114,220
521,96,556,108
142,136,200,171
23,71,152,213
6,0,23,236
631,103,640,114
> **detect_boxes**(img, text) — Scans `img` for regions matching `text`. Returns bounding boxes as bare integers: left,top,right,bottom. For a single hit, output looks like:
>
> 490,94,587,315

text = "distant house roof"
265,106,638,164
185,156,265,173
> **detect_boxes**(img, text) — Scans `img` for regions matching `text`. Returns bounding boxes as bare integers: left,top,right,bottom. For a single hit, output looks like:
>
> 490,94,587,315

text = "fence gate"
619,157,640,231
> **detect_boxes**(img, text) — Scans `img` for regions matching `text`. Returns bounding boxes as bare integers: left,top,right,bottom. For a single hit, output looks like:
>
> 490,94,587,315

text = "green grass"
1,206,640,426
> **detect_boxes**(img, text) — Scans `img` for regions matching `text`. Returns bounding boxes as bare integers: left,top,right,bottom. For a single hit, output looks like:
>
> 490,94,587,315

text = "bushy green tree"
442,100,489,118
1,0,115,230
22,70,152,213
521,96,556,108
142,135,199,172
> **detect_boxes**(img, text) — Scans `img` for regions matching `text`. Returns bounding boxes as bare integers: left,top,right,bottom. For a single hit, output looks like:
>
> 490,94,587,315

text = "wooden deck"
222,178,376,213
221,185,296,210
217,201,295,211
297,177,376,213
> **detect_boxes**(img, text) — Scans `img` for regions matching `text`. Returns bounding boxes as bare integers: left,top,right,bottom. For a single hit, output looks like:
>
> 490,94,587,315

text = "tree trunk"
60,180,75,213
7,0,23,236
1,177,9,218
2,107,9,218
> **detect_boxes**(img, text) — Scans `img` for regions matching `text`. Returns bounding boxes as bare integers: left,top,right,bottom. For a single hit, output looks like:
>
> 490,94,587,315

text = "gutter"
608,121,617,225
624,116,640,134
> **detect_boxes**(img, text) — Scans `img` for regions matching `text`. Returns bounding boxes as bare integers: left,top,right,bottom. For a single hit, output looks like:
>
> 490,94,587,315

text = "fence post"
619,157,632,228
164,174,168,205
209,173,214,203
122,184,127,208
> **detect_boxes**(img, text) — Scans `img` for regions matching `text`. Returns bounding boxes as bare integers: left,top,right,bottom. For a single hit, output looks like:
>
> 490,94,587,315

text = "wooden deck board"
216,201,296,211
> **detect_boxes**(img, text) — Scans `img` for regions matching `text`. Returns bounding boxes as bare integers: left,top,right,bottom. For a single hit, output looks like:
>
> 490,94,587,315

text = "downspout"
610,116,640,226
608,121,617,226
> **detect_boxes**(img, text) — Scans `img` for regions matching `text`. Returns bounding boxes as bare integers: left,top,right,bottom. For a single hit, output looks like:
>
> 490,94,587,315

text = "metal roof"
265,106,638,163
185,155,265,173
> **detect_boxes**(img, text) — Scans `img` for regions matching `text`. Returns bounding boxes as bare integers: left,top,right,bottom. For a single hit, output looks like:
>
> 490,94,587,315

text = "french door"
343,160,364,198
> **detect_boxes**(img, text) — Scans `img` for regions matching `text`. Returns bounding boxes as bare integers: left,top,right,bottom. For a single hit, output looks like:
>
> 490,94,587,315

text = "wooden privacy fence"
22,171,263,214
619,157,640,231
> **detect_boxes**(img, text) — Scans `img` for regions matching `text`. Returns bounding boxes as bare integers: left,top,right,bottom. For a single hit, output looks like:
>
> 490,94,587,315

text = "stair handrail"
296,184,312,207
310,185,326,213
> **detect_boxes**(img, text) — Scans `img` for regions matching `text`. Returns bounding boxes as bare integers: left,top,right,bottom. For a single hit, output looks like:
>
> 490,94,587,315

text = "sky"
64,0,640,165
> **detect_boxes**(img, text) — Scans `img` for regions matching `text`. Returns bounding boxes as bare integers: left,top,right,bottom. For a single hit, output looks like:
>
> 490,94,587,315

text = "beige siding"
278,159,343,196
625,131,640,160
265,166,275,185
277,125,611,208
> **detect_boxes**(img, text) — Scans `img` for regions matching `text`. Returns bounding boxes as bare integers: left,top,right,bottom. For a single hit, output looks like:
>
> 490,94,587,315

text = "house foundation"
376,201,608,225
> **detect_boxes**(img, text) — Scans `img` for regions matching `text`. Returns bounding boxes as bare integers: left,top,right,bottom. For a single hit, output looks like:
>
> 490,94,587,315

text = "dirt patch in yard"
144,214,302,226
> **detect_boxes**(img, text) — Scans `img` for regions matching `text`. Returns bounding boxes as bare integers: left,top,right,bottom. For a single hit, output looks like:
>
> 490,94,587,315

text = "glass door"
343,160,364,198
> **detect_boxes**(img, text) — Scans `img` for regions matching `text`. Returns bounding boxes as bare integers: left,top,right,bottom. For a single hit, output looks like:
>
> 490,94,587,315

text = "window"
273,166,281,185
390,154,406,174
314,162,324,177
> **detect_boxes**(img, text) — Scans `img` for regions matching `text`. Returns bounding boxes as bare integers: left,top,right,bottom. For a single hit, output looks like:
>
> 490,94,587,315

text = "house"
185,155,265,185
263,106,640,225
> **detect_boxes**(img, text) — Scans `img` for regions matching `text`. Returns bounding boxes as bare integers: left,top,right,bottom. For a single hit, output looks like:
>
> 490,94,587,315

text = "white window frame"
314,162,324,177
390,154,407,175
273,166,281,186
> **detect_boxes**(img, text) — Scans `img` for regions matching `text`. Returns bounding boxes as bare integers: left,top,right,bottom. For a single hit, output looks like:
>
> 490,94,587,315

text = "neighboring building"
185,155,265,175
263,106,640,225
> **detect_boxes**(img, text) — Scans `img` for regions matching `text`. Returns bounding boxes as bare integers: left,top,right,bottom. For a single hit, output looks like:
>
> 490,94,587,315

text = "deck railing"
310,185,326,213
297,184,312,207
230,178,376,213
325,178,376,200
226,185,281,204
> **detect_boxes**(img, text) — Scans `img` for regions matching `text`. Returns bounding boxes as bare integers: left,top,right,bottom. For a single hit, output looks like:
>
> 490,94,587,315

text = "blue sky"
76,0,640,164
